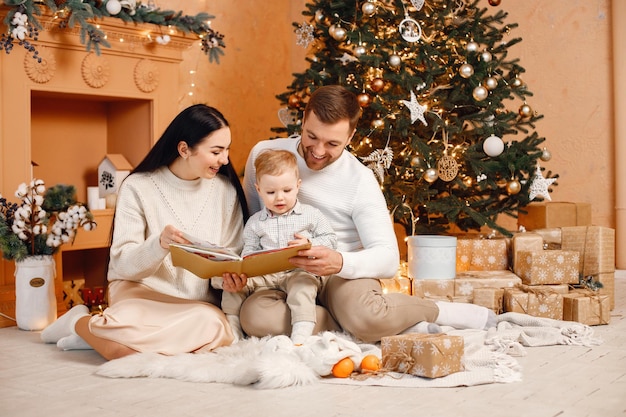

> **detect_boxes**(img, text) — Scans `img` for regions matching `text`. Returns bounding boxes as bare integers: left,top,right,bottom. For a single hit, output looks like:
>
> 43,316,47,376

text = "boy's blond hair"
254,149,299,181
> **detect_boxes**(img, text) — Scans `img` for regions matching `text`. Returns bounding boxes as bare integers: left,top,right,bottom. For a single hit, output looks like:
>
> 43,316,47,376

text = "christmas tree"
272,0,557,237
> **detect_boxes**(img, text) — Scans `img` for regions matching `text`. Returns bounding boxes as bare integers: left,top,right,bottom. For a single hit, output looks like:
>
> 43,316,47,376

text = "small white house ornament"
98,154,133,199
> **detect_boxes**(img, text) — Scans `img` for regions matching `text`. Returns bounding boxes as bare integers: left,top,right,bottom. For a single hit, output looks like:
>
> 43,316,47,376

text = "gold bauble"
388,54,402,68
485,76,498,90
519,103,533,118
288,94,301,108
423,168,438,183
473,85,489,101
488,0,502,6
540,147,552,162
330,25,347,41
370,77,385,93
357,93,371,108
361,1,376,16
506,179,521,195
371,118,385,129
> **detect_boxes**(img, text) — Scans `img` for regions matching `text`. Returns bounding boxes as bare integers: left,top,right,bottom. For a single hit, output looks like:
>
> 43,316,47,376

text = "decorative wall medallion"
24,47,56,84
134,59,159,93
81,53,111,88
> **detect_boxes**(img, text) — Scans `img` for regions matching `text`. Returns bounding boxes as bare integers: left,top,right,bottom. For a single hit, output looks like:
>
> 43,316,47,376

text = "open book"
169,240,312,278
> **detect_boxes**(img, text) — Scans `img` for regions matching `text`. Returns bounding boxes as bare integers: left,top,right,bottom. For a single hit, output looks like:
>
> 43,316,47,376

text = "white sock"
226,314,245,343
291,320,315,345
434,301,491,330
57,334,93,350
41,305,90,344
401,321,442,335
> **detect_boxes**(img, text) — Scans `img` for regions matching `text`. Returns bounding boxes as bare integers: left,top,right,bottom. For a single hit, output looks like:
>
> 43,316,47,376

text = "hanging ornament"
361,1,377,17
410,0,425,10
388,54,402,68
370,77,385,93
295,22,315,48
466,41,479,53
401,90,428,126
437,155,459,182
488,0,502,6
519,102,533,118
336,52,359,65
288,94,301,108
361,147,393,184
459,63,474,78
354,44,367,57
423,168,438,183
411,156,425,168
511,76,524,88
357,92,371,108
277,107,299,127
371,118,385,129
540,147,552,162
506,179,521,195
483,134,504,157
484,76,498,90
472,85,489,101
528,165,557,201
315,9,327,25
481,50,493,62
329,24,347,41
399,15,422,43
106,0,122,15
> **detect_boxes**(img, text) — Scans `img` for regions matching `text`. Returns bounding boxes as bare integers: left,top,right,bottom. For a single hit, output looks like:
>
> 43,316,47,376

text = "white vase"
14,255,57,331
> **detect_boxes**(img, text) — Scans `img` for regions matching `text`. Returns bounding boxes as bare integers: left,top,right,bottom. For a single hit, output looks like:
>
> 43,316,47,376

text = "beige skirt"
89,280,234,355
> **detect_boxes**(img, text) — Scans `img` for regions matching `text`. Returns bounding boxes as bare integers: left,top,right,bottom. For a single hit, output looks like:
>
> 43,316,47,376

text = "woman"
41,104,249,360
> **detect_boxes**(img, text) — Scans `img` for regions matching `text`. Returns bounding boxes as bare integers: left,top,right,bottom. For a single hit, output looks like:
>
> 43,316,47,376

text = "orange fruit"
331,357,355,378
360,354,381,373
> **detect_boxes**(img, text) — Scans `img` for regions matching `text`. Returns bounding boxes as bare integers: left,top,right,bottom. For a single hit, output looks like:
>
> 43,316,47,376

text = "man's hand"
289,246,343,276
221,272,248,292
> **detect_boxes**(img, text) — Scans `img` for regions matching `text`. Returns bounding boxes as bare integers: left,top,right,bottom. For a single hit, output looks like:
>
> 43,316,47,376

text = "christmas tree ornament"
506,179,521,195
401,90,428,126
371,118,385,129
399,15,422,43
459,63,474,78
362,1,377,17
329,24,347,41
437,155,459,182
106,0,122,15
388,54,402,68
277,107,299,127
411,156,425,168
354,44,367,57
485,76,498,90
360,146,394,184
528,165,557,201
462,176,473,187
488,0,502,6
370,77,385,92
540,147,552,161
295,22,315,48
511,76,524,88
336,52,359,65
466,40,479,52
315,9,327,25
472,85,489,101
423,168,438,183
519,102,533,118
357,92,371,108
288,94,301,108
410,0,425,11
483,134,504,157
481,50,492,62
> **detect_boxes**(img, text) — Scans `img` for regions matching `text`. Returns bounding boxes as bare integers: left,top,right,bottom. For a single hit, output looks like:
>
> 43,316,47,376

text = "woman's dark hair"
131,104,249,221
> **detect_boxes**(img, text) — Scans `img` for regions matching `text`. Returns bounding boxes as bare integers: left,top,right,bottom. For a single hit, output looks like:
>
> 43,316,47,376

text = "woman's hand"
159,225,185,249
221,272,248,292
288,246,343,276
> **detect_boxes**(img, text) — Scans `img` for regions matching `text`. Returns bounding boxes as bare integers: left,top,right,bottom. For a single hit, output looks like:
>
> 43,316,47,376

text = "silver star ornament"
401,90,428,126
528,165,557,201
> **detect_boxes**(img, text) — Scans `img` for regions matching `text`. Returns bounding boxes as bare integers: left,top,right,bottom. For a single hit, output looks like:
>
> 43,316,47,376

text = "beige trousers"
239,276,439,343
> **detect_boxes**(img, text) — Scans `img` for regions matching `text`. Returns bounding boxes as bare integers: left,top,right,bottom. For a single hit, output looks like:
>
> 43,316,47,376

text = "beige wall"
160,0,617,234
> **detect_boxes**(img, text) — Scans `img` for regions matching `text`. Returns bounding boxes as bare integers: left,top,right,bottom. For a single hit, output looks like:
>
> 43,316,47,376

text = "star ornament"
401,91,428,126
528,165,557,201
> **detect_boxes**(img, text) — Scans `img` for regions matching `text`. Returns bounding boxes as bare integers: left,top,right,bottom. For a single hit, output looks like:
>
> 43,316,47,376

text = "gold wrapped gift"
562,291,610,326
381,333,464,379
413,279,455,298
517,202,592,230
456,235,510,272
472,287,504,313
454,270,522,297
514,250,580,285
503,287,564,320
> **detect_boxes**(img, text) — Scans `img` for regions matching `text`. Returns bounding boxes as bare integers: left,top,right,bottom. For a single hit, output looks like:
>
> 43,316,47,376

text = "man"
237,85,495,342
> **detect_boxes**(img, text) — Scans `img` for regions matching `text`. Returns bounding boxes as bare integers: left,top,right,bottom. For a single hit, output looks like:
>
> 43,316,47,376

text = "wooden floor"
1,271,625,417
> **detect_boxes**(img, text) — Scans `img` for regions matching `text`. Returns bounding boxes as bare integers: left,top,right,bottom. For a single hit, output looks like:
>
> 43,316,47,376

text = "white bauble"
483,134,505,157
106,0,122,15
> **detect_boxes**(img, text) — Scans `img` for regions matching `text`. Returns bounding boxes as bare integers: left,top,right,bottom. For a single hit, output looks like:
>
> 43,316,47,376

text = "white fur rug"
96,313,602,389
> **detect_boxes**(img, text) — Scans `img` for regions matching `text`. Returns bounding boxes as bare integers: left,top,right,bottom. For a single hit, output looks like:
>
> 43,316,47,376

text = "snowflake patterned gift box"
455,235,510,272
503,287,564,320
513,250,580,285
472,287,505,313
454,270,522,298
510,231,544,270
412,278,455,298
381,334,464,379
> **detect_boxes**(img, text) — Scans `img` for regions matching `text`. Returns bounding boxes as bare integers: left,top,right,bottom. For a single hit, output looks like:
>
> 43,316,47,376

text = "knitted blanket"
95,312,602,389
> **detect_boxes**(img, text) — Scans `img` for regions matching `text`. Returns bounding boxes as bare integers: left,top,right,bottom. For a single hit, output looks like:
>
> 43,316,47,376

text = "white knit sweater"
107,166,244,301
243,137,399,279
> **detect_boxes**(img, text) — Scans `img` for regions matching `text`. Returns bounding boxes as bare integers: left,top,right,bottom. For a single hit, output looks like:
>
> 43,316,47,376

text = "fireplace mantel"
0,7,197,326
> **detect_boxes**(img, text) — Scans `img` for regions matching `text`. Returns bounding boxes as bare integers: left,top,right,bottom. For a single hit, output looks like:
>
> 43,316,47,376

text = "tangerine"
360,354,381,373
331,357,355,378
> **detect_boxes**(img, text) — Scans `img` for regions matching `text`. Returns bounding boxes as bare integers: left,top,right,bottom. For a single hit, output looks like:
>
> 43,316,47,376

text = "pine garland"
1,0,225,63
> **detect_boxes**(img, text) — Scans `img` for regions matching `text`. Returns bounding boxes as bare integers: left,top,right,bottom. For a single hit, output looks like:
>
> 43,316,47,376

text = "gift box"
454,270,522,297
514,250,580,285
510,232,544,270
503,287,564,320
517,202,592,231
456,235,509,272
423,294,473,304
381,334,464,378
533,228,563,250
560,226,616,309
407,235,457,280
562,291,610,326
413,279,455,298
519,283,570,295
472,287,504,313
